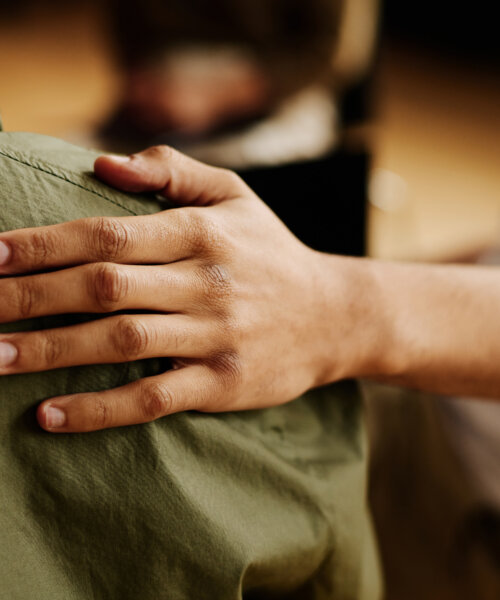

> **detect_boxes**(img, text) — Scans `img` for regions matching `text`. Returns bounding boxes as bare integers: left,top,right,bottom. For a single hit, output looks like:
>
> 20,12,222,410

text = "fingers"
0,209,212,275
0,262,207,323
0,314,216,375
0,145,252,275
36,365,219,433
94,145,247,205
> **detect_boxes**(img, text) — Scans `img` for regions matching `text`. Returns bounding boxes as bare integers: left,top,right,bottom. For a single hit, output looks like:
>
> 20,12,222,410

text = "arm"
315,255,500,397
0,146,498,434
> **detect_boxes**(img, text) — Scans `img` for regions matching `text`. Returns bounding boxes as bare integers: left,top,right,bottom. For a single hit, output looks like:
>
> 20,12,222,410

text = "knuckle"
198,263,233,299
111,317,150,360
182,210,224,256
166,209,197,255
147,144,174,162
208,350,242,388
91,395,110,430
219,168,245,192
199,216,224,251
38,331,66,366
18,231,57,269
141,381,174,421
16,278,41,319
166,327,189,353
92,217,130,261
91,263,129,311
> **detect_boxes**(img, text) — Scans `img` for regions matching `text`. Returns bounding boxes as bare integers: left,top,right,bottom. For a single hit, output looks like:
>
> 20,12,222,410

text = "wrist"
312,254,399,384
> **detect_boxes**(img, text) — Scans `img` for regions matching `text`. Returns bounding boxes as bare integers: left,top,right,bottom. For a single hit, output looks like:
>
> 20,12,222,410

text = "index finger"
0,145,250,275
0,210,202,274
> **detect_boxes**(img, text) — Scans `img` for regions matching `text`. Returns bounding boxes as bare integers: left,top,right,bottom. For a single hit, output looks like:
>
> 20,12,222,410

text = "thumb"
94,145,246,206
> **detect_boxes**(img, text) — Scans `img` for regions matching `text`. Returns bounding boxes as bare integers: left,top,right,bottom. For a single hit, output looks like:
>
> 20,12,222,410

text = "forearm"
320,255,500,397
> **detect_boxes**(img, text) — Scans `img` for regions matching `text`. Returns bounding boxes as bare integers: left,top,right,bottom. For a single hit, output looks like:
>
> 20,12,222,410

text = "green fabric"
0,132,380,599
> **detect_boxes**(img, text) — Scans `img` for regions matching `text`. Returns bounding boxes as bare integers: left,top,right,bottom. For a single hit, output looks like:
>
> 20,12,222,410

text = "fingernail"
0,342,18,367
0,240,11,265
44,405,66,429
108,154,130,163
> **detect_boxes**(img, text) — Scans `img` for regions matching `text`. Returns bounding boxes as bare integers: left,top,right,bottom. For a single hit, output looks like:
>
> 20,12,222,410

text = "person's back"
0,130,380,599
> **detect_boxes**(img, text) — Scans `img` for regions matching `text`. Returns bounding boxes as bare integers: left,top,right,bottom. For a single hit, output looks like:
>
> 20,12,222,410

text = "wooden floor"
1,3,499,262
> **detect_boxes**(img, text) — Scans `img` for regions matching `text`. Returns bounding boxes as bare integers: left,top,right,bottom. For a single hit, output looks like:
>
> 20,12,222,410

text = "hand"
0,146,359,433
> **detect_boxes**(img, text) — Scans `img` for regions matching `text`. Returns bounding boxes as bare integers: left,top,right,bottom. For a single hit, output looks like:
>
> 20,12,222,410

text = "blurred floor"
1,4,499,263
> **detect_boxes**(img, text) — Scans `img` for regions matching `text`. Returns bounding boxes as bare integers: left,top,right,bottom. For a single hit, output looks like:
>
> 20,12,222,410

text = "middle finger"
0,262,203,323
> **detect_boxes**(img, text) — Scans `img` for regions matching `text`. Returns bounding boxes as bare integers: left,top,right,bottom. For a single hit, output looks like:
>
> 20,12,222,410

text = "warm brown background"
1,4,500,599
0,2,499,262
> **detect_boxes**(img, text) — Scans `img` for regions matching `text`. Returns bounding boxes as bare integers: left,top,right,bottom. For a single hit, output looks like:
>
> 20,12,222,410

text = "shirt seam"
0,149,138,216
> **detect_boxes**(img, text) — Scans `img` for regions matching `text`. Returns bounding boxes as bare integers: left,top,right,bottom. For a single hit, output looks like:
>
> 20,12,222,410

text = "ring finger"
0,313,216,374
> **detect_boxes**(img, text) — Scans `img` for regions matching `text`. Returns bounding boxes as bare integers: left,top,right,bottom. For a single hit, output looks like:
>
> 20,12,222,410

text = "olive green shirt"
0,131,380,599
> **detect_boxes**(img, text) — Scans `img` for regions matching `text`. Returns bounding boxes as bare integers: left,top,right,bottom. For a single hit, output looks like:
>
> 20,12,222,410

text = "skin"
0,146,499,434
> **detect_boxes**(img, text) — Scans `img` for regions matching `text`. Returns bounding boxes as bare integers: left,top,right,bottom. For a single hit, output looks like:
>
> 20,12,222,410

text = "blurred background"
0,1,499,598
0,0,498,262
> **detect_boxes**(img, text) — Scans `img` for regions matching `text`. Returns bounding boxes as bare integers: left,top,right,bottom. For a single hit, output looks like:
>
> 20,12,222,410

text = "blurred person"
105,0,378,141
101,0,381,258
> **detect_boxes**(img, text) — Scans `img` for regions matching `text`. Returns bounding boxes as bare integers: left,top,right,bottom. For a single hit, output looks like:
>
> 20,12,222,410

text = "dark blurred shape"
100,0,379,258
383,0,500,65
110,0,342,107
239,148,369,256
0,0,82,14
